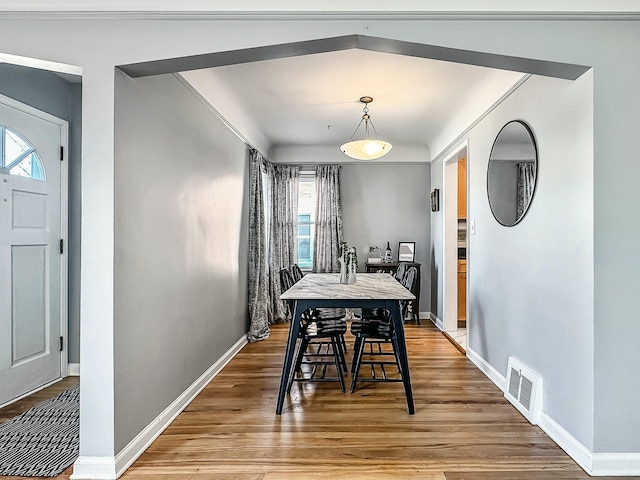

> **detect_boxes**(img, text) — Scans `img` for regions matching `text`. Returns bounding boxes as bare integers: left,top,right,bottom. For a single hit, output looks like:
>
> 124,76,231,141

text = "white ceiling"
183,49,525,157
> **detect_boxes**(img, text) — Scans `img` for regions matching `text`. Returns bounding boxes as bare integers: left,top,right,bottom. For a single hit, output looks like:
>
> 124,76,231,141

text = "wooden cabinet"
365,262,421,322
458,260,466,327
458,157,467,219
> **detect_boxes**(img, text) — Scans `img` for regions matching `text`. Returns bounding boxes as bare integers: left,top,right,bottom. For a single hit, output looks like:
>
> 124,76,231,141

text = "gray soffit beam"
118,34,590,80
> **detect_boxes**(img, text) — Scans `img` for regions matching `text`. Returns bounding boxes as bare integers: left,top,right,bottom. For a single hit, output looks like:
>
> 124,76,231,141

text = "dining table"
277,272,416,415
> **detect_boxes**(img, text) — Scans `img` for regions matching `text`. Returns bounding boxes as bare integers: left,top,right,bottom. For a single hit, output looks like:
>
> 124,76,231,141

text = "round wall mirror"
487,120,538,226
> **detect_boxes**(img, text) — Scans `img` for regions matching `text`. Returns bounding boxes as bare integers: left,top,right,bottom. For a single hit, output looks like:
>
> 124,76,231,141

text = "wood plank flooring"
2,323,637,479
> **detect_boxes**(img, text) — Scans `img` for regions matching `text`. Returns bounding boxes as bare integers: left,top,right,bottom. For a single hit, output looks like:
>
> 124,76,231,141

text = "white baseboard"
429,312,443,330
71,334,249,480
68,363,80,376
70,457,116,480
591,453,640,476
538,411,593,474
466,345,640,476
466,345,506,392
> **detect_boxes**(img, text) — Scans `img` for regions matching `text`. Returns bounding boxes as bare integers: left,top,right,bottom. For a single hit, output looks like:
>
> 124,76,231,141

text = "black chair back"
290,264,304,283
280,268,295,292
401,267,417,318
402,267,417,292
394,262,407,282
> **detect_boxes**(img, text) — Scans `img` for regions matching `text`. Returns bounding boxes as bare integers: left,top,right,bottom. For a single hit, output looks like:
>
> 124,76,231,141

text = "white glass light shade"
340,139,393,160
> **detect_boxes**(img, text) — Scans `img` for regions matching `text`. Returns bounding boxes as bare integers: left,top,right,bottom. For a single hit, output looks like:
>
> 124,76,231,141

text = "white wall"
433,72,594,447
113,71,249,451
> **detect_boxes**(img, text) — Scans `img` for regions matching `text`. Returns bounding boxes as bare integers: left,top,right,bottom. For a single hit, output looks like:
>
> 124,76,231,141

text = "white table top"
280,273,415,301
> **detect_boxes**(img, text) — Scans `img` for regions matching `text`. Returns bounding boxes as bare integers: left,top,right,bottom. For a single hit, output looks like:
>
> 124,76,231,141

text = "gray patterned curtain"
516,162,536,219
267,164,299,322
313,165,343,273
247,150,270,342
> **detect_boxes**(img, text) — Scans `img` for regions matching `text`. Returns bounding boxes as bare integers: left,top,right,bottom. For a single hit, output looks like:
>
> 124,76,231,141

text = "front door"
0,96,66,405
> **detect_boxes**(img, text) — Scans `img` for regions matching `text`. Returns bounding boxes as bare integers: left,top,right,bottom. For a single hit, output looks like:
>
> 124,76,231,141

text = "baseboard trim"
466,345,506,392
429,312,444,330
465,346,640,476
114,334,248,477
538,411,593,474
68,363,80,376
591,453,640,476
70,457,116,480
71,334,249,480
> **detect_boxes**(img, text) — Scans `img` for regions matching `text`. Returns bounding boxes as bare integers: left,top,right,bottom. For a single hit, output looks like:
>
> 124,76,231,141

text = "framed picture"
398,242,415,262
430,189,440,212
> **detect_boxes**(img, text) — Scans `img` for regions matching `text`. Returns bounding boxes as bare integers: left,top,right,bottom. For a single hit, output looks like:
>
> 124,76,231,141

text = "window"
297,172,316,270
0,125,46,181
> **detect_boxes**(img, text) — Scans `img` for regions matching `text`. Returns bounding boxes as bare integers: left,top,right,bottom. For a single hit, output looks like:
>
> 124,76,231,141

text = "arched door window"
0,125,46,181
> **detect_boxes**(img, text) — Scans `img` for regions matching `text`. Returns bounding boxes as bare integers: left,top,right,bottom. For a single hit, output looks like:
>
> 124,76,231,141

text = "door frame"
442,141,468,334
0,93,69,398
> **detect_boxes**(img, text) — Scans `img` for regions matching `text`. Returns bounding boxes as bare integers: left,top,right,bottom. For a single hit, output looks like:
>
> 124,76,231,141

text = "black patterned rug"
0,385,79,477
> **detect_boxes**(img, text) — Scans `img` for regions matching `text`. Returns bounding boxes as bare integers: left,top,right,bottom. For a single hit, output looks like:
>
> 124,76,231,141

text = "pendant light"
340,96,392,160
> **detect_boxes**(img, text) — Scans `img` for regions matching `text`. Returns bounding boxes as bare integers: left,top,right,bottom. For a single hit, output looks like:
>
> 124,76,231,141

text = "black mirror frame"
487,120,538,227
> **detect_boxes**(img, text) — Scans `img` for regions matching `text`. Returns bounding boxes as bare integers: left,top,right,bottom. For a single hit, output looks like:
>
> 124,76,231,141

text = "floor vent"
505,356,542,425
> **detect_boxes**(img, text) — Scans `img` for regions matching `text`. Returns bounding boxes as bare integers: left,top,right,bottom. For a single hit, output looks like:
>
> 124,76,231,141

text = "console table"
365,262,421,323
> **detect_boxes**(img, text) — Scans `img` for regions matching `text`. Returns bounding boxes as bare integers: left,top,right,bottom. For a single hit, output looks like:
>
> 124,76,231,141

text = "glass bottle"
384,242,392,263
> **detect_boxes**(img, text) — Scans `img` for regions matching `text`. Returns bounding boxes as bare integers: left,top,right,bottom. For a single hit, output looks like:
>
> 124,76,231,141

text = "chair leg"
334,334,348,373
350,336,366,393
351,336,363,374
331,337,346,393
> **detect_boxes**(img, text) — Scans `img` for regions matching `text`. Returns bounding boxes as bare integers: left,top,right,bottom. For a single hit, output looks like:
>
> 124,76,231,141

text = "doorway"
443,143,468,352
0,95,69,406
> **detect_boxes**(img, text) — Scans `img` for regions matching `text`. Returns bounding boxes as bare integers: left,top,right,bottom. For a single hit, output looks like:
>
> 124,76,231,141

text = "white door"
0,96,66,405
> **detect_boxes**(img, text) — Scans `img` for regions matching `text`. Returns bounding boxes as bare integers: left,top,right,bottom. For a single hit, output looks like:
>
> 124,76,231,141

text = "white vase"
339,256,347,284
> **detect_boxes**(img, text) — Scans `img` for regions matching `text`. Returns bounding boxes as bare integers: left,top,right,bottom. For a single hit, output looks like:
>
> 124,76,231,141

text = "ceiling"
182,49,525,158
192,49,524,152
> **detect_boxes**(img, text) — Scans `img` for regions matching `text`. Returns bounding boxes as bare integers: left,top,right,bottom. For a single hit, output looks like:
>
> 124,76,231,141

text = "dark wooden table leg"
388,300,415,414
276,300,302,415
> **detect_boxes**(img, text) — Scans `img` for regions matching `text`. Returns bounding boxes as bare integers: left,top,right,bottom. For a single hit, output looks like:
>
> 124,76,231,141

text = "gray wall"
341,164,431,314
0,63,82,364
113,71,249,450
432,73,594,447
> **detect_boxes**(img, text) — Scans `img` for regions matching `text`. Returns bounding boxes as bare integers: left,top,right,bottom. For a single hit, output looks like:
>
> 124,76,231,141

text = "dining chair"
394,262,408,282
279,268,348,393
349,266,417,393
290,263,348,353
290,263,304,283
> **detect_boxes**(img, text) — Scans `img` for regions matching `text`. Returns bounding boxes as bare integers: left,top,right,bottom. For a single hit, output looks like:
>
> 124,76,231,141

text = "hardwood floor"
0,376,79,424
2,323,637,480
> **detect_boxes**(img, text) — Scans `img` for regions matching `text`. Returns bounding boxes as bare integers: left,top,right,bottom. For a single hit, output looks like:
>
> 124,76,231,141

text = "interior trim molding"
430,73,532,164
120,35,588,80
70,457,116,480
1,12,639,21
591,453,640,476
429,312,444,331
466,346,640,476
71,334,249,480
538,411,593,474
466,345,506,392
68,363,80,376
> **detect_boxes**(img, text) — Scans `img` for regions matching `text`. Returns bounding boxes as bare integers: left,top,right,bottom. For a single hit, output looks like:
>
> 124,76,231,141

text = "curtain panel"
313,164,343,273
516,162,536,219
267,164,299,322
247,150,270,342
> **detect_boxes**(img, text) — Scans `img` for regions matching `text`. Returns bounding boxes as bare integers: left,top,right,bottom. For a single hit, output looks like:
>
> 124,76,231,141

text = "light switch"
470,220,476,235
